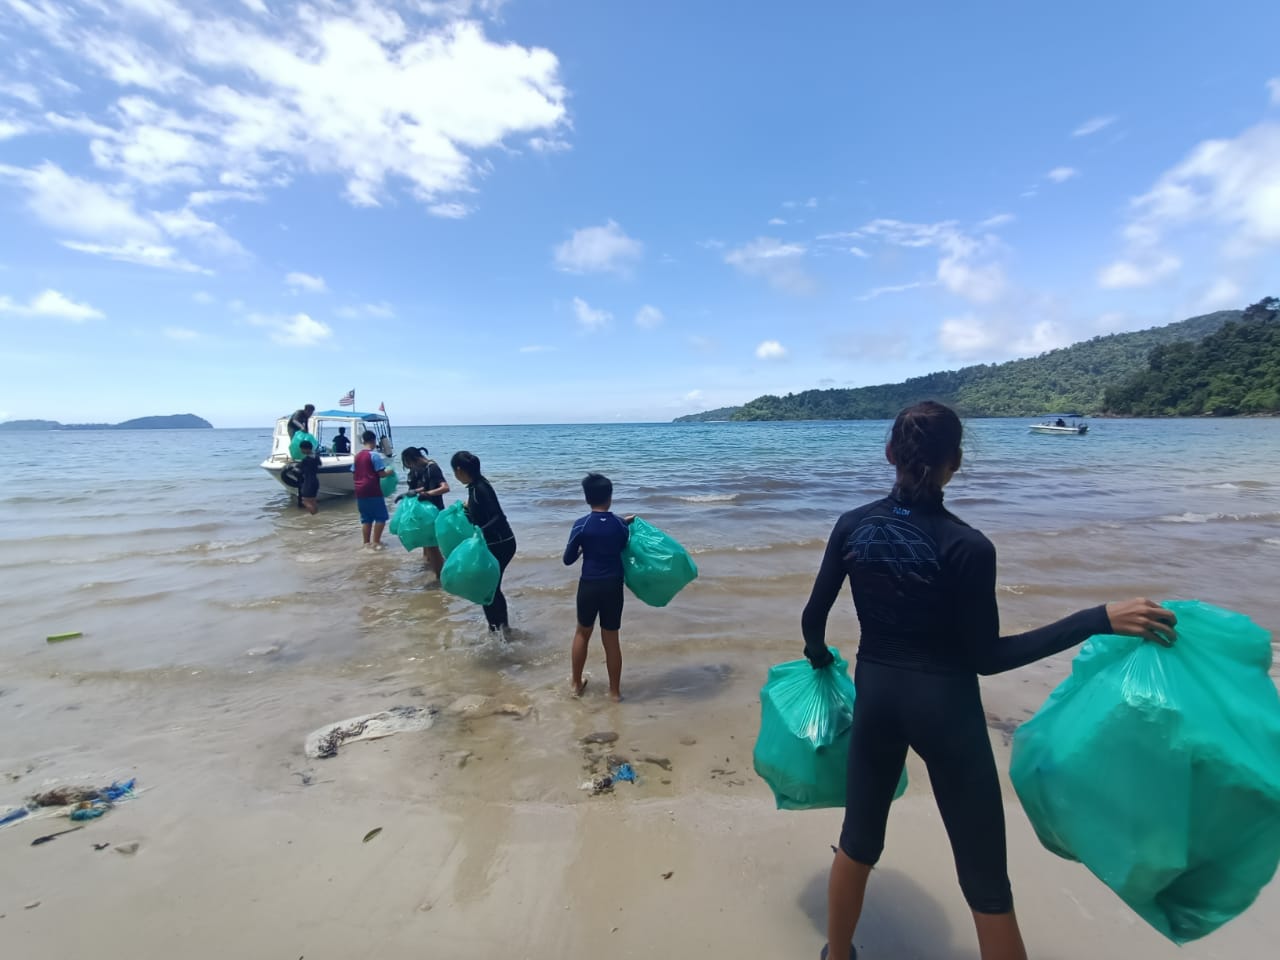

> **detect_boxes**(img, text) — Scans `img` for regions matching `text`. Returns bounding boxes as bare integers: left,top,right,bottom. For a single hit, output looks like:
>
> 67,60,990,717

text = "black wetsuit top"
407,461,447,510
801,490,1110,676
332,434,351,454
466,476,515,548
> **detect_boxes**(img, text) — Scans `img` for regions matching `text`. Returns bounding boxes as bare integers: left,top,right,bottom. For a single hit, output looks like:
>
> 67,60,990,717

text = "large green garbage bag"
380,470,398,497
620,517,698,607
435,501,476,559
1010,600,1280,943
440,530,501,606
289,430,317,460
753,648,907,811
394,498,440,551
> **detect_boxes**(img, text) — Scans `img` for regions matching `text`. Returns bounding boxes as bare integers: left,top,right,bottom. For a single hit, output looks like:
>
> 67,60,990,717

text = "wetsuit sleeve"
468,481,504,531
800,516,851,669
954,536,1112,675
563,520,584,566
426,463,446,493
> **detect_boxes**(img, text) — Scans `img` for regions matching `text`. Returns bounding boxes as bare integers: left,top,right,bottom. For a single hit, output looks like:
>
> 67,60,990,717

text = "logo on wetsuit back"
844,517,941,577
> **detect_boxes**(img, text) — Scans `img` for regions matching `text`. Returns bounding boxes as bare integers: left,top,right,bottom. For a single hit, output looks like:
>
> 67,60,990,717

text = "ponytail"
888,401,963,502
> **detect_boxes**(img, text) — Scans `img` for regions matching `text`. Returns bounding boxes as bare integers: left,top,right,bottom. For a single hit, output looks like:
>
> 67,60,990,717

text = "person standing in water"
354,430,394,550
398,446,449,576
296,439,321,515
801,400,1177,960
450,451,516,633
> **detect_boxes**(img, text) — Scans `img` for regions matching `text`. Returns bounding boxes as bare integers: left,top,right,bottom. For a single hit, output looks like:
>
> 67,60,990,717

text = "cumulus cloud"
0,288,104,321
1098,255,1182,289
285,271,327,293
1072,116,1116,137
250,311,332,346
635,304,664,329
0,118,29,140
938,313,1070,359
857,219,1006,303
724,238,814,294
554,221,643,274
755,339,788,360
1047,167,1079,183
572,296,611,331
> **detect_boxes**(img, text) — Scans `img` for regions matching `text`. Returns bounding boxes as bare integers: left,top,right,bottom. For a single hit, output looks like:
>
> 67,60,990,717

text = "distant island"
676,299,1279,421
0,414,213,431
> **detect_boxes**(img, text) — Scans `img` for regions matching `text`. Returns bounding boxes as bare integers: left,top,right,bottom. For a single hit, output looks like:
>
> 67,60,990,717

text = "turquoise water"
1,418,1278,678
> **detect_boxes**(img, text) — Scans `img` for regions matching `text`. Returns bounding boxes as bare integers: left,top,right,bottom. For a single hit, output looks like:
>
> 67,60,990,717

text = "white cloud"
429,202,469,219
0,161,160,241
193,290,215,304
683,389,704,403
697,238,725,250
724,237,814,294
0,288,104,321
1072,115,1116,137
163,326,199,340
1268,78,1280,105
847,246,869,258
781,197,818,210
518,344,554,353
528,136,571,153
336,302,395,319
1196,277,1242,312
768,217,786,225
285,271,327,293
855,280,931,302
1097,254,1182,289
153,205,245,257
978,213,1016,229
187,188,262,207
938,313,1070,359
554,221,643,274
1047,167,1079,183
857,219,1007,304
0,81,42,108
755,339,787,360
572,296,611,332
61,240,207,273
253,311,332,346
635,304,664,329
0,119,29,140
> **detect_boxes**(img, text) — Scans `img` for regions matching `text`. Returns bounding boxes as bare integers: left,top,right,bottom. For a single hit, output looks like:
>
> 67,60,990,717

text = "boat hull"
1029,425,1088,435
261,458,359,498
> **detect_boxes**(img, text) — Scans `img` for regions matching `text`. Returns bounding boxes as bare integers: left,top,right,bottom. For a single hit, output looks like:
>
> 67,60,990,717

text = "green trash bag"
621,517,698,607
394,498,440,551
440,530,501,606
435,501,476,559
380,470,398,497
289,430,318,460
753,648,907,811
1010,600,1280,944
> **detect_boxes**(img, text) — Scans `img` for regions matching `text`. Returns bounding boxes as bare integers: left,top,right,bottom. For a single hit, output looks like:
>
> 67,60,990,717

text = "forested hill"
1104,298,1279,416
674,310,1237,421
0,414,213,430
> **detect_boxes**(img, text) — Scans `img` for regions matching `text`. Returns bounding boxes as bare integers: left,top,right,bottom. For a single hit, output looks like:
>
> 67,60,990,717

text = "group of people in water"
286,398,1180,960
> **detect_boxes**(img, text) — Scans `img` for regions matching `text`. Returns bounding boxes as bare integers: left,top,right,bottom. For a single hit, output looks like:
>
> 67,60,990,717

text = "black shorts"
300,479,320,499
577,577,624,631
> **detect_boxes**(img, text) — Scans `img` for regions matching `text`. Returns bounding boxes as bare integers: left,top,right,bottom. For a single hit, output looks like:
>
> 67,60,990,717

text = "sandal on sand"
819,945,857,960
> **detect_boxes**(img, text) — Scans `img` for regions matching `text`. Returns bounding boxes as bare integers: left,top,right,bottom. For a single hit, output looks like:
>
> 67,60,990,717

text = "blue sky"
1,0,1279,426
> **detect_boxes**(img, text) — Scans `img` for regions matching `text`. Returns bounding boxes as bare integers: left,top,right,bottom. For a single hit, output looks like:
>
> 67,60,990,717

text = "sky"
1,0,1279,426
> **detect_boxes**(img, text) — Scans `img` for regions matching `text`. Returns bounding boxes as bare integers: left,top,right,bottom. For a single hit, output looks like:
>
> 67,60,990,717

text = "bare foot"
571,678,588,698
609,690,623,703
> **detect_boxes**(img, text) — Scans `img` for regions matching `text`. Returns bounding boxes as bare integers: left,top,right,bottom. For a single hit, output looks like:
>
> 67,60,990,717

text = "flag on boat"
379,402,386,413
339,390,355,407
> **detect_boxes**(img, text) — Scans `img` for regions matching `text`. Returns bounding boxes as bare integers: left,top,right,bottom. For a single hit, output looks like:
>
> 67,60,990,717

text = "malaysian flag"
338,389,355,407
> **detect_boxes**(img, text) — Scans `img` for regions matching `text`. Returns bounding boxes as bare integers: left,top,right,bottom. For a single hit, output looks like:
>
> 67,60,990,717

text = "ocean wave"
676,493,740,503
1159,511,1280,524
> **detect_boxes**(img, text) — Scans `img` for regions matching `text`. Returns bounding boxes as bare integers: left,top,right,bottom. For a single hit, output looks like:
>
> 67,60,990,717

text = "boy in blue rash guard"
563,473,632,701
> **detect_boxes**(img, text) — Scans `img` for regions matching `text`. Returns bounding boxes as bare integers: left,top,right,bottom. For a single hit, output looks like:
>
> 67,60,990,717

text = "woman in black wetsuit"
450,451,517,633
802,401,1177,960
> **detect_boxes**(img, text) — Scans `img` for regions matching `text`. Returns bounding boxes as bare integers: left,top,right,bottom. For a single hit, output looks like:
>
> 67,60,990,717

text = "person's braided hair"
888,401,963,502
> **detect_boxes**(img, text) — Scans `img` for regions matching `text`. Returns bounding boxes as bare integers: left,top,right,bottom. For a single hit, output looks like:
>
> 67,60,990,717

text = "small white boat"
261,409,395,498
1030,414,1088,436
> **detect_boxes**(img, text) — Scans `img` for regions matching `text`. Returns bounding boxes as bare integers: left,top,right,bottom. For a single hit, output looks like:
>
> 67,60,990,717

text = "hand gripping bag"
1010,600,1280,943
395,498,440,552
435,501,476,559
753,648,907,810
440,530,501,606
289,430,318,460
620,517,698,607
380,470,398,497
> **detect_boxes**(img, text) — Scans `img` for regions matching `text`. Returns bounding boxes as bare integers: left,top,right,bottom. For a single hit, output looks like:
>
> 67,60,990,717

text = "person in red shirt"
353,430,393,550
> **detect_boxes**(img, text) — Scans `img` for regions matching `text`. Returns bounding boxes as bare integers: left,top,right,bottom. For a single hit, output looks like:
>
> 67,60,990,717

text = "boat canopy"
313,410,388,421
1039,412,1085,418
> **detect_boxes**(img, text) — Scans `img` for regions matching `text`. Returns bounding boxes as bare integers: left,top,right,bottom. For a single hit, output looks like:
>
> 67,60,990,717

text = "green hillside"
675,310,1237,422
1104,298,1279,416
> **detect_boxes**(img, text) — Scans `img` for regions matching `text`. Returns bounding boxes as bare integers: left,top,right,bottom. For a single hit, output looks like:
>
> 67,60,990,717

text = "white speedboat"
1029,414,1088,436
261,409,395,497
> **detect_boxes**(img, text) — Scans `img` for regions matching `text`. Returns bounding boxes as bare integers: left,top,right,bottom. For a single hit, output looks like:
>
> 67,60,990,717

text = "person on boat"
287,404,315,438
397,447,449,576
331,427,351,455
1055,418,1067,428
354,430,394,550
451,451,517,633
801,399,1177,960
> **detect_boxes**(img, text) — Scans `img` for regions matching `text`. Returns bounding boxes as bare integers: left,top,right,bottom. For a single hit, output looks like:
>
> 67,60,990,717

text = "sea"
1,417,1278,815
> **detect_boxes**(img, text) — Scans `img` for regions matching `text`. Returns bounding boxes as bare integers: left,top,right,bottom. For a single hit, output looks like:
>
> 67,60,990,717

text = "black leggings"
482,537,517,629
838,659,1013,915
